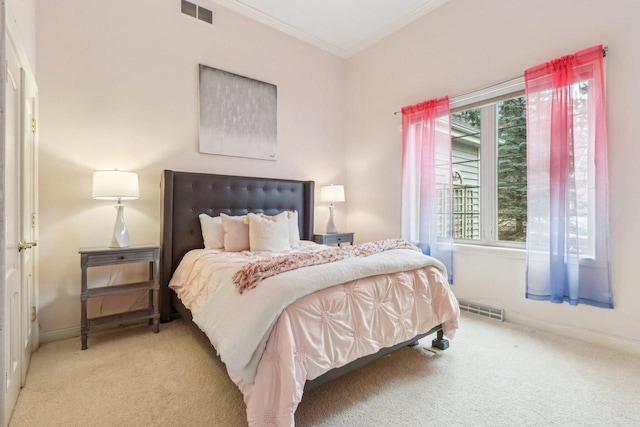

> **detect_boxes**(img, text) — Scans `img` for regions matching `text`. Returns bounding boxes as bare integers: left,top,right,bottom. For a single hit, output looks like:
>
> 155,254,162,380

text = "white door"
4,31,23,427
4,24,38,427
20,67,38,384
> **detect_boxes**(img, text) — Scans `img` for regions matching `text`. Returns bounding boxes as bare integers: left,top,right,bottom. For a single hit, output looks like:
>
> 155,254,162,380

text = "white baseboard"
38,322,150,345
42,311,640,356
505,311,640,356
39,326,80,344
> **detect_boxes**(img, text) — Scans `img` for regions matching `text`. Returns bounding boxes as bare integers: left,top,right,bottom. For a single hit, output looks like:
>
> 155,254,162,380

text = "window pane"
451,109,481,240
570,81,595,256
497,96,527,241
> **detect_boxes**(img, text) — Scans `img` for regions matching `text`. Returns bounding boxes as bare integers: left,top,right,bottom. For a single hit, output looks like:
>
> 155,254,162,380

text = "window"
448,78,527,246
450,108,481,240
496,97,527,242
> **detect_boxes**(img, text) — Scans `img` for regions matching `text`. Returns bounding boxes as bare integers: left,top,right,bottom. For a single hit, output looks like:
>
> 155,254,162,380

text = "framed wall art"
198,64,277,161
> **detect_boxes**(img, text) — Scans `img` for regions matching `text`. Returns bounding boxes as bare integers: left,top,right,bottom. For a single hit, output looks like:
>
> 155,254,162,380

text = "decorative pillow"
265,211,289,222
221,214,249,252
260,211,300,246
198,214,224,249
287,210,301,247
246,212,291,252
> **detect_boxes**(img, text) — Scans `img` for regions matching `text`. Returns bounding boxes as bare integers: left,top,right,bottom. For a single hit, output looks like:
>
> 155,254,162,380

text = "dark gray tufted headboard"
159,170,315,321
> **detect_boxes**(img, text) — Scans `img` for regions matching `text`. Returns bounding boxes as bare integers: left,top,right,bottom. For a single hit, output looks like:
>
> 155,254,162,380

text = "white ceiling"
212,0,449,58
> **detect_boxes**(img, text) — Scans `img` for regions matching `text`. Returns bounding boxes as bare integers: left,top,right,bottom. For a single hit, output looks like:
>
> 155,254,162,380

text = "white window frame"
450,77,526,249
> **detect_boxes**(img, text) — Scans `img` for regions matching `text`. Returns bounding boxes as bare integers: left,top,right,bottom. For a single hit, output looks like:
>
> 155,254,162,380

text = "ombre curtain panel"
525,45,612,308
401,97,454,283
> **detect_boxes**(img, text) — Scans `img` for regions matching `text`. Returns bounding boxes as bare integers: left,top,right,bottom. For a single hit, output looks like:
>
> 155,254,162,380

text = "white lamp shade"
92,170,140,200
320,185,345,203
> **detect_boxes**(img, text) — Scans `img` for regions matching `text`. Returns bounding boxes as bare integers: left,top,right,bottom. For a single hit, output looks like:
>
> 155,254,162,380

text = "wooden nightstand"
313,232,354,246
79,245,160,350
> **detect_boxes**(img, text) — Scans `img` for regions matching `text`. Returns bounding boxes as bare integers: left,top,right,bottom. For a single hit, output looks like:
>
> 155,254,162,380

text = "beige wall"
36,0,346,337
346,0,640,346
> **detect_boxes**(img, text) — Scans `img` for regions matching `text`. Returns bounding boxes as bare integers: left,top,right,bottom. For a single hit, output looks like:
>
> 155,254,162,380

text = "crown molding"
212,0,449,59
213,0,348,57
343,0,449,58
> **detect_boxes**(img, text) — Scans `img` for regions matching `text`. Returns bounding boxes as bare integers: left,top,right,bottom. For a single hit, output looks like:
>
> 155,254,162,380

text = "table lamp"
92,169,140,248
320,184,345,234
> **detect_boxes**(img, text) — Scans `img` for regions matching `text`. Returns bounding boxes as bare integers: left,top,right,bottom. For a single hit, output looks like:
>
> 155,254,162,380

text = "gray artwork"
199,65,277,160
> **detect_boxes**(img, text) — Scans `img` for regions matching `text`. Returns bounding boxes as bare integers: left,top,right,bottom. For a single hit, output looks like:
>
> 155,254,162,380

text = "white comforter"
170,241,460,426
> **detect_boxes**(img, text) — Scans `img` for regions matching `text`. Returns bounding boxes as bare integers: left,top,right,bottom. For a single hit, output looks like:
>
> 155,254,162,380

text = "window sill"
454,243,526,260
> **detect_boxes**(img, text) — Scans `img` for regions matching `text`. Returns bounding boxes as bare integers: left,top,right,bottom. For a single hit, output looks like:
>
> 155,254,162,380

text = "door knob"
18,240,38,252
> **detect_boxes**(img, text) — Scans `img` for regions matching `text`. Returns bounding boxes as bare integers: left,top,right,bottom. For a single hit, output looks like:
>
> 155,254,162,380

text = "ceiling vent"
180,0,214,25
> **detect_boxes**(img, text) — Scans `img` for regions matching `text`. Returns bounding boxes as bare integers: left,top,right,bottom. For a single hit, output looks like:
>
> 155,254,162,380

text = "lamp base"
326,204,338,234
110,204,131,248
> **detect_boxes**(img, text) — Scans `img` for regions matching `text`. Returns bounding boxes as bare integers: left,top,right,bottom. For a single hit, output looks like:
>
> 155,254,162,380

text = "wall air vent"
458,299,504,321
180,0,214,25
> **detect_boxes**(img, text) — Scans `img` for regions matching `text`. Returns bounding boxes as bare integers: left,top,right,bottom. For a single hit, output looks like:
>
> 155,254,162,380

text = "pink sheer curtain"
525,45,612,307
401,97,453,282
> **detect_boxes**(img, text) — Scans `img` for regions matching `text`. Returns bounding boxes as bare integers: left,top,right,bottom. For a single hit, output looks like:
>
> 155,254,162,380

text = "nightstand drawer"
323,234,350,245
84,248,159,267
313,233,354,246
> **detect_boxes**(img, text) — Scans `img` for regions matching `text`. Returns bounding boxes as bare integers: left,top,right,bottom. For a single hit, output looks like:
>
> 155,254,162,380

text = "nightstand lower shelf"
87,308,158,331
83,281,156,299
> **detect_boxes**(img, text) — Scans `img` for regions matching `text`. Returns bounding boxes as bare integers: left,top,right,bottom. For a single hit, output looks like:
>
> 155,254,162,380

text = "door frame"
0,2,8,423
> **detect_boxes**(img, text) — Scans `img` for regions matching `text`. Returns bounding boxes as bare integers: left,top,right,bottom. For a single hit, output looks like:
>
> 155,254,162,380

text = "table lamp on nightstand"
92,169,140,248
320,184,345,234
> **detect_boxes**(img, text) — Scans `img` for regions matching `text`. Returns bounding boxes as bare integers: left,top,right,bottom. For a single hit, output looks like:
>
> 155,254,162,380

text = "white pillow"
246,212,291,252
261,211,300,247
220,214,249,252
198,214,224,249
287,210,301,247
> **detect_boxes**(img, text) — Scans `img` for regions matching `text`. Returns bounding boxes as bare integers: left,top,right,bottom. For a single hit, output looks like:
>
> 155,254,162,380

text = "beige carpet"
9,313,640,426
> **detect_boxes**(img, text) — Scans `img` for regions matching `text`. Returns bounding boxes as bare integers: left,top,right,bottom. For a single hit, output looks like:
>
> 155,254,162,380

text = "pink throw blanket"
233,239,420,293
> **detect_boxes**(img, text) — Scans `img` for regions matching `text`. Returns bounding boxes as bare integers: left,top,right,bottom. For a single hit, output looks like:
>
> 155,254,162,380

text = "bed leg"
432,328,449,350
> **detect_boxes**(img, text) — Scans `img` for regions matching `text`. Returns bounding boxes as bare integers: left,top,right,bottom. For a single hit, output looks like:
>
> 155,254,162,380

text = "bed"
159,170,459,426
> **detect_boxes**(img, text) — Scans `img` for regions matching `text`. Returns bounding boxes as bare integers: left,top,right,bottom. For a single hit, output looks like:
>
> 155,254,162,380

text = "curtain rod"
393,46,608,116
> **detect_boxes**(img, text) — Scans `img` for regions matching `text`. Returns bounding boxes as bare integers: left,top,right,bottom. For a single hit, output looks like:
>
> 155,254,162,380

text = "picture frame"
198,64,277,160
